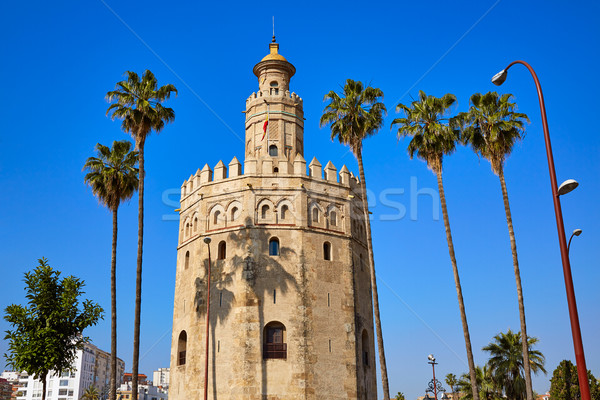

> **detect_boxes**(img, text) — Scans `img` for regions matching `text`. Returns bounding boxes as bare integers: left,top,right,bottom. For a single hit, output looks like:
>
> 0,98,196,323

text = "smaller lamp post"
428,354,438,400
203,237,212,400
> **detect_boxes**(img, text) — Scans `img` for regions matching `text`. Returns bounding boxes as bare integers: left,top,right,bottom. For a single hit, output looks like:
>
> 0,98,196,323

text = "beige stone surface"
169,40,377,400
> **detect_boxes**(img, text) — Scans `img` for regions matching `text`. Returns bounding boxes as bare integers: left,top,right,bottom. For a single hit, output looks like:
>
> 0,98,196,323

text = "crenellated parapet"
180,156,361,201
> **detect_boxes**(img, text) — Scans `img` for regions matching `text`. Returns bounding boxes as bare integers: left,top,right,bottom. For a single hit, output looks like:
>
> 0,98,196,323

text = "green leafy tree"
483,330,545,400
395,392,406,400
83,140,138,400
549,360,600,400
549,360,579,400
4,259,104,400
80,386,100,400
392,90,479,400
458,92,533,400
320,79,389,399
447,373,458,394
106,70,177,400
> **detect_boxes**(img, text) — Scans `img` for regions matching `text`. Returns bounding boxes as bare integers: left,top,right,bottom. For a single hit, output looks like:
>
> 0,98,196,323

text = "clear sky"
1,1,598,399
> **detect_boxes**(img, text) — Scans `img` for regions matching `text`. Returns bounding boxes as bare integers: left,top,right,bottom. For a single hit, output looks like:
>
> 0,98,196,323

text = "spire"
272,16,276,43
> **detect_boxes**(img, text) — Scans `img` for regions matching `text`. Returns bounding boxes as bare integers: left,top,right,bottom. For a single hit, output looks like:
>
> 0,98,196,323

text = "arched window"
193,217,198,233
329,211,337,227
361,330,369,368
273,167,279,173
312,208,319,223
281,205,289,220
269,237,280,256
218,241,226,260
185,222,190,237
231,207,238,221
269,145,278,157
263,322,286,359
261,204,270,219
178,331,187,366
213,210,221,225
323,242,331,261
184,251,190,270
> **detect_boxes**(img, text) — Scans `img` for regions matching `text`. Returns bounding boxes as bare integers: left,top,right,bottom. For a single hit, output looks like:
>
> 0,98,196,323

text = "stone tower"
169,38,377,400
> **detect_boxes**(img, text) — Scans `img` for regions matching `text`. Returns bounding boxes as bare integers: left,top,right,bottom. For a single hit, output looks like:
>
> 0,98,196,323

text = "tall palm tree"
83,140,138,400
458,92,532,400
483,330,546,400
391,90,479,400
106,70,177,400
320,79,390,399
80,386,100,400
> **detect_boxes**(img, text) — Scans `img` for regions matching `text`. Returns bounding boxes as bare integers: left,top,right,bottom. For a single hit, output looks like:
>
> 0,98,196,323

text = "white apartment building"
15,343,124,400
116,383,167,400
151,369,168,391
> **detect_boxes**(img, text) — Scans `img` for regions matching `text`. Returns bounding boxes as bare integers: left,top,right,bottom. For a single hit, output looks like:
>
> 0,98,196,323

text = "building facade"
169,38,377,400
151,369,169,392
14,343,124,400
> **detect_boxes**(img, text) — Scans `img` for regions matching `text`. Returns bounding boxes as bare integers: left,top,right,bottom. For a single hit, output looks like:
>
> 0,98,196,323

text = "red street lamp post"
427,354,438,400
492,60,590,400
203,237,212,400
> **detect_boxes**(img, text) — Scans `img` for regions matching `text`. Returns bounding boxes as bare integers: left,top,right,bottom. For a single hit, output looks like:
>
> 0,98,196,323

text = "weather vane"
272,16,276,42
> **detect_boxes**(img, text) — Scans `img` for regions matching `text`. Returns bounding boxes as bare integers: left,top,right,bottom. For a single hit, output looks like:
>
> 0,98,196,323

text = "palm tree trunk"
132,135,146,400
356,147,390,400
498,168,533,400
110,207,118,400
435,170,480,400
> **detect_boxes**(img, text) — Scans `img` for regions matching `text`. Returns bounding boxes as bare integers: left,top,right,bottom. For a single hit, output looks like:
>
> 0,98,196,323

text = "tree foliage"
80,385,100,400
395,392,406,400
483,330,545,400
446,373,458,394
4,259,103,400
549,360,600,400
83,140,139,212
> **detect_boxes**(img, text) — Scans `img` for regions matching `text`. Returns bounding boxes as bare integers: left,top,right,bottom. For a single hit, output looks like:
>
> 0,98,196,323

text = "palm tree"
83,140,138,400
458,91,533,400
80,386,100,400
391,90,479,400
106,70,177,400
319,79,390,399
457,365,502,400
483,330,546,400
446,373,458,395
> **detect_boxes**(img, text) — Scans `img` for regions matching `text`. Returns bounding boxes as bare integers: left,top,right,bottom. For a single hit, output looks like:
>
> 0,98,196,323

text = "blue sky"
1,1,598,399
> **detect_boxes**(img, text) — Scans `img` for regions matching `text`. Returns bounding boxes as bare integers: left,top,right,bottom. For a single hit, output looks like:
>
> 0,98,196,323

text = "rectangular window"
327,293,330,307
273,289,276,304
47,390,52,397
329,339,332,352
68,390,74,396
59,380,68,387
59,389,68,396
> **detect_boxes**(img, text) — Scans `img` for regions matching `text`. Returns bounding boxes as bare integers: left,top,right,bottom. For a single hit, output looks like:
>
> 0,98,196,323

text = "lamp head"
203,237,212,244
427,354,435,362
491,69,508,86
557,179,579,196
573,229,583,237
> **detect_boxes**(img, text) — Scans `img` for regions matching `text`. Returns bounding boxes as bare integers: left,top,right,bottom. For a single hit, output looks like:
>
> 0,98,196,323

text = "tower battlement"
180,157,360,200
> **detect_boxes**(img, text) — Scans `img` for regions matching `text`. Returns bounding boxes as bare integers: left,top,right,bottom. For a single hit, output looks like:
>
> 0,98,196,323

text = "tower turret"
245,37,304,168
